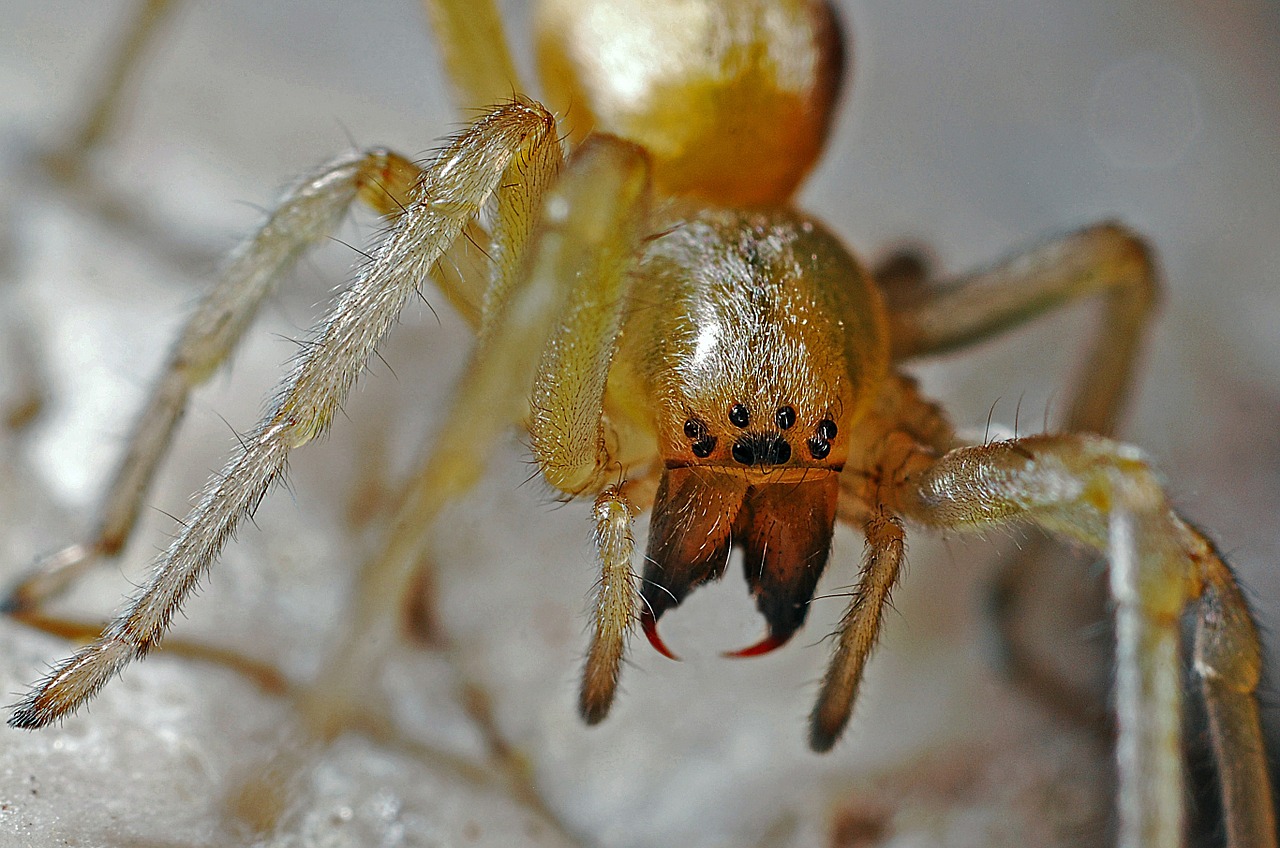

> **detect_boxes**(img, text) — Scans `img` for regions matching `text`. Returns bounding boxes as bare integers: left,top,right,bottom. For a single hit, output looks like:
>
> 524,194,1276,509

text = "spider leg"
40,0,180,183
888,222,1161,727
524,136,652,494
8,99,561,730
809,507,905,751
3,149,424,614
43,0,524,179
580,487,638,724
889,221,1158,435
297,133,651,736
422,0,522,111
898,433,1276,848
12,0,505,614
0,292,46,432
1194,542,1276,848
515,135,654,721
10,610,290,697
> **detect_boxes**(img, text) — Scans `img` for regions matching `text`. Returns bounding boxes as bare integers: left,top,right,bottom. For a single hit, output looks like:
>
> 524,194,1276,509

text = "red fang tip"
641,609,680,661
723,631,792,658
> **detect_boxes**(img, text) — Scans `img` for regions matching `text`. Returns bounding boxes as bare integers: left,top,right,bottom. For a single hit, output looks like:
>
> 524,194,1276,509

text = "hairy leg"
899,434,1275,848
579,487,638,724
888,222,1161,726
809,507,905,751
9,99,561,730
303,134,653,734
519,135,654,719
4,149,424,615
296,106,568,735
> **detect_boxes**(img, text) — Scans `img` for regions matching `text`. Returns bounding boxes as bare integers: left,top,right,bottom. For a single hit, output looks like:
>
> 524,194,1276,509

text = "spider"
3,1,1275,846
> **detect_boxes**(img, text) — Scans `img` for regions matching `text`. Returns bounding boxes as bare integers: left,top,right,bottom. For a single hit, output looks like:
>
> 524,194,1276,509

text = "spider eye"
684,417,716,458
729,404,750,428
810,419,837,460
775,406,796,430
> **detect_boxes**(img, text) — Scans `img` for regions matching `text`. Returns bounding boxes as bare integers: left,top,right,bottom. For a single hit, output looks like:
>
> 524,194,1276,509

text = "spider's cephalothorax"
606,206,887,658
10,1,1274,845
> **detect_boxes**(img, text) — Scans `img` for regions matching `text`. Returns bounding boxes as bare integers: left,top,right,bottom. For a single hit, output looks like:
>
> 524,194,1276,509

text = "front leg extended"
5,148,425,615
302,133,653,736
897,434,1274,848
9,99,562,730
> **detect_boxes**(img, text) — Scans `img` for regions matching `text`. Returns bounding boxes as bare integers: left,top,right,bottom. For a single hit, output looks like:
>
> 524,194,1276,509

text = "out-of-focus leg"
9,100,561,730
43,0,181,182
1193,546,1277,847
889,221,1158,435
3,149,423,614
897,434,1275,848
421,0,522,111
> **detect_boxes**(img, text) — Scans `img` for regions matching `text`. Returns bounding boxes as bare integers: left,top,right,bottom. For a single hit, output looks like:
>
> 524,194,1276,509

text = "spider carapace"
609,207,885,665
8,1,1274,846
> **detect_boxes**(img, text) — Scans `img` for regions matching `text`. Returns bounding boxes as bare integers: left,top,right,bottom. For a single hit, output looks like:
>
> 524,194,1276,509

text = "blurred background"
0,1,1277,846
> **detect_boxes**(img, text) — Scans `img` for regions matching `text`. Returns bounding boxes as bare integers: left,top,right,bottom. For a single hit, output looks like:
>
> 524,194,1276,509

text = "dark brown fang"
640,467,839,658
736,475,839,648
639,467,746,627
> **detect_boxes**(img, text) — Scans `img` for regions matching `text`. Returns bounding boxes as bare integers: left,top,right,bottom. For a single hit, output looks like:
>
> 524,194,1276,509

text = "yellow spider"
4,1,1274,846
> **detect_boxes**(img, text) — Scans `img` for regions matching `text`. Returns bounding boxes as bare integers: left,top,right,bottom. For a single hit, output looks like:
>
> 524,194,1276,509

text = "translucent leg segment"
9,101,560,729
898,434,1275,848
421,0,522,111
5,149,423,613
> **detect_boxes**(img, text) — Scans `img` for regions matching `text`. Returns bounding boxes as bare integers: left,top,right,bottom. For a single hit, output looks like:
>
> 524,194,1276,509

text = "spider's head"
627,206,886,660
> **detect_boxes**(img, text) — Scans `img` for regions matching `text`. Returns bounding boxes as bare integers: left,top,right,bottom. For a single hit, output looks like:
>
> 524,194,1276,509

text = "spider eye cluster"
680,407,839,465
731,434,791,466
